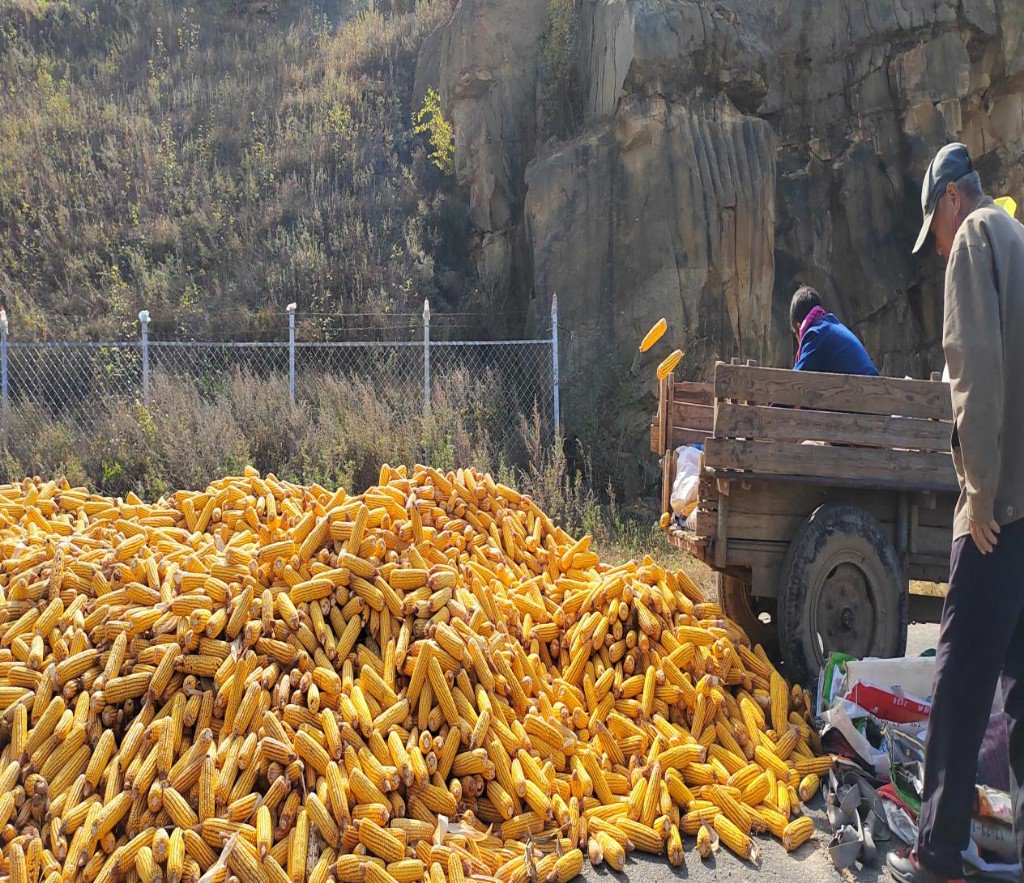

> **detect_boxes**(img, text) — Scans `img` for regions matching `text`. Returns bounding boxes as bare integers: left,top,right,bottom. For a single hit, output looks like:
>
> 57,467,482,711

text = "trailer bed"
652,361,959,681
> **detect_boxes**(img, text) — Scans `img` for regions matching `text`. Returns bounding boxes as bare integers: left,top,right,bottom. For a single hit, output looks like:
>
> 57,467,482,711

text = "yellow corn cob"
366,863,401,883
798,773,820,802
782,816,815,851
740,771,772,807
712,813,758,862
754,805,789,839
695,824,714,860
777,780,792,817
708,744,745,776
548,848,584,882
289,808,310,882
706,784,753,834
167,828,185,883
754,744,791,780
386,859,425,883
358,818,406,864
769,671,788,734
335,855,372,883
595,831,626,871
681,806,720,835
656,350,684,380
163,786,199,830
793,755,834,776
256,804,273,857
9,841,27,883
639,318,667,352
616,818,664,854
773,727,799,761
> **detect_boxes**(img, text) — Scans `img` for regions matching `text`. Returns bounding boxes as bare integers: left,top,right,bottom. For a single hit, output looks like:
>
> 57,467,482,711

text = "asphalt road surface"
579,623,946,883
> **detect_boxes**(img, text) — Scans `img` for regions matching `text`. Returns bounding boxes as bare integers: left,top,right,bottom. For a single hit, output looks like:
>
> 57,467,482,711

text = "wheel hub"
814,561,876,657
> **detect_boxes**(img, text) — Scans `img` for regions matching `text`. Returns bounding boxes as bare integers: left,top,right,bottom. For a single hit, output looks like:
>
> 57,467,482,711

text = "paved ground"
580,623,946,883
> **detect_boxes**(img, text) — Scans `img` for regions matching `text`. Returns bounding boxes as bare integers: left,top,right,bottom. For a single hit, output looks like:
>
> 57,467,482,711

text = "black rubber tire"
777,504,908,686
717,573,778,652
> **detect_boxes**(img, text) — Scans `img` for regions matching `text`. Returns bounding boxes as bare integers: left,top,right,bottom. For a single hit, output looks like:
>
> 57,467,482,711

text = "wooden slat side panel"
667,427,713,448
714,403,952,451
725,539,790,568
714,511,893,545
723,479,897,522
673,381,714,406
693,510,717,536
909,524,952,558
714,364,953,420
703,438,959,491
669,403,714,432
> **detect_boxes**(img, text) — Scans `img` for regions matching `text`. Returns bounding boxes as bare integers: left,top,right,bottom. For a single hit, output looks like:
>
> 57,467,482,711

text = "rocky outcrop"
418,0,1024,496
416,0,550,286
525,95,776,458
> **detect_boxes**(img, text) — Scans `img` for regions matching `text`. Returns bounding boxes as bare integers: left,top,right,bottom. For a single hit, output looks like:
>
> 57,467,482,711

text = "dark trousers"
916,518,1024,878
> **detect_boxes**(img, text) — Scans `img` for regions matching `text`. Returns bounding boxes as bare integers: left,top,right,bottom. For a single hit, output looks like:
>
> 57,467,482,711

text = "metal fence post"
138,310,150,408
287,302,297,404
423,299,431,417
0,310,8,449
551,292,560,441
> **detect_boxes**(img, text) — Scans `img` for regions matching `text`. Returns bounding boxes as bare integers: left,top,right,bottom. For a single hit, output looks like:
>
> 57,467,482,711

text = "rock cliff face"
417,0,1024,495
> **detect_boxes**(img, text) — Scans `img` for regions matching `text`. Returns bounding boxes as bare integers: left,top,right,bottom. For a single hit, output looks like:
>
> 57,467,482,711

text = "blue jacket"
794,313,879,376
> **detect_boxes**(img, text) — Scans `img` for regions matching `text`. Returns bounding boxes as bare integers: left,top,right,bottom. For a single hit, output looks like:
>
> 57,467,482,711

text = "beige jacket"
943,196,1024,539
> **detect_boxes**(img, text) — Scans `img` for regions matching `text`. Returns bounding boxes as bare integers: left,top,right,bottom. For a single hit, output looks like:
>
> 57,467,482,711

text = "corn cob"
798,773,820,802
548,848,584,882
639,318,668,352
616,818,664,854
695,824,716,860
712,813,759,863
782,816,816,851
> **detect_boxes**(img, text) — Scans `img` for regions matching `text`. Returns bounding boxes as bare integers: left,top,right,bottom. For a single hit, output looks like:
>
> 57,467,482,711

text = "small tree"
414,87,455,175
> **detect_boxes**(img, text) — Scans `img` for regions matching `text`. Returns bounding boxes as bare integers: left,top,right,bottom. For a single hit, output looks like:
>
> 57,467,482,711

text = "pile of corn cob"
0,466,831,883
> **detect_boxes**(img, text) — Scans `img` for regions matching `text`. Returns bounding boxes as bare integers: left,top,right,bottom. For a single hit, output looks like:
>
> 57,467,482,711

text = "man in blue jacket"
791,286,879,376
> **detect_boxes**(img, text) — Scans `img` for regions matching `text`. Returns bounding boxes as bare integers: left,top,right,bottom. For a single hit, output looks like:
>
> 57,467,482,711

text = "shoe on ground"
886,848,965,883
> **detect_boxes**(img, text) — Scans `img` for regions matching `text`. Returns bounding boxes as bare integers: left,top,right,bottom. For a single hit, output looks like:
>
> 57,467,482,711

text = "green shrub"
414,88,455,175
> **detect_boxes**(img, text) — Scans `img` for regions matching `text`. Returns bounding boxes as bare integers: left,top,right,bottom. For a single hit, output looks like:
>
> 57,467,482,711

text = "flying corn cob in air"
0,465,827,882
657,349,684,380
639,318,668,353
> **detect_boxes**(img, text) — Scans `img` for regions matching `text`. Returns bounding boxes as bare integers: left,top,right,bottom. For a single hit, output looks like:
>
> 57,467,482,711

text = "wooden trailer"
652,361,959,683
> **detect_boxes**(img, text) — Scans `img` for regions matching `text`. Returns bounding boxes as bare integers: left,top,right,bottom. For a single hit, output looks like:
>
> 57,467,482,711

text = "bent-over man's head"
790,285,822,335
914,143,986,261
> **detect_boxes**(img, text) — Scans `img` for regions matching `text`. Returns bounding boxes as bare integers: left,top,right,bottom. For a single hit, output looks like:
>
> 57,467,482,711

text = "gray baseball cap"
913,143,974,253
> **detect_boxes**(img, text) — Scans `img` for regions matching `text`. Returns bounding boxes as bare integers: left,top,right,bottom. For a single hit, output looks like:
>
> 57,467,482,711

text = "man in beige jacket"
888,143,1024,882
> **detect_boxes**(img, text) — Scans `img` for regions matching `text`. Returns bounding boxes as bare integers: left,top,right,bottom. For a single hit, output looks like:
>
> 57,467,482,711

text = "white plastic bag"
670,446,701,517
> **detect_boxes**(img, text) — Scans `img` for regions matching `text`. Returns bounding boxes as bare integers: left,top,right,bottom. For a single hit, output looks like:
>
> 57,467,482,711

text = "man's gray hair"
955,170,984,198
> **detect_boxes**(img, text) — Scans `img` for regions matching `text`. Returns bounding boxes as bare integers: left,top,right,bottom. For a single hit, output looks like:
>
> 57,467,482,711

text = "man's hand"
970,518,1001,555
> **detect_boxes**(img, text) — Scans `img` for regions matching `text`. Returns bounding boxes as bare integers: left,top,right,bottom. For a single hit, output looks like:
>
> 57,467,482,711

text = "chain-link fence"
0,300,561,452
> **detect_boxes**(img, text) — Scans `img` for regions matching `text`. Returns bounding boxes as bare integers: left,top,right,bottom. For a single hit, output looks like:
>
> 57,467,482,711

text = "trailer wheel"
717,574,777,651
778,504,908,686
